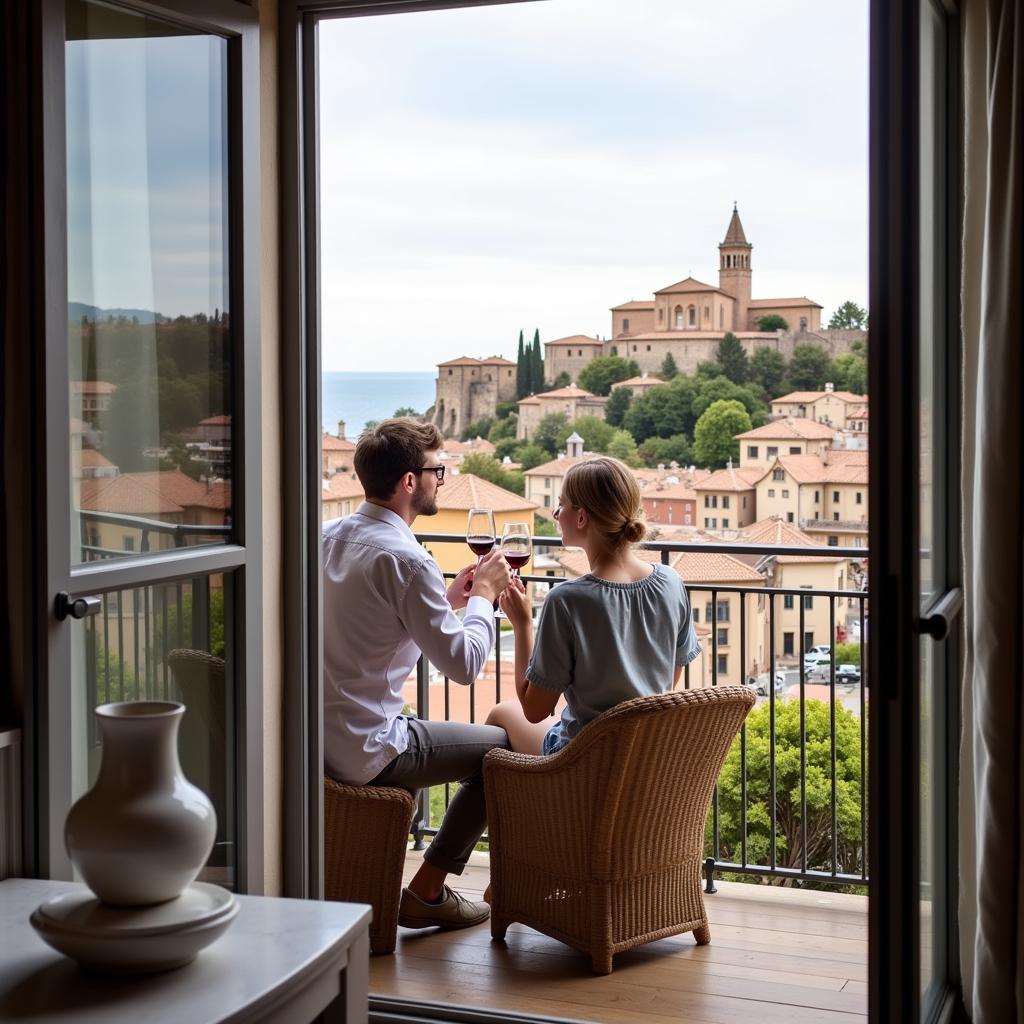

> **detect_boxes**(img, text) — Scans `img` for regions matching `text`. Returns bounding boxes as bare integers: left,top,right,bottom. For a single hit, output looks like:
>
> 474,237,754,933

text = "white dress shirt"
322,501,495,784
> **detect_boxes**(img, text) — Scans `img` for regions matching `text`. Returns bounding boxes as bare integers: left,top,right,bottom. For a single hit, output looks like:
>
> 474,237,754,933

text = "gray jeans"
367,717,508,876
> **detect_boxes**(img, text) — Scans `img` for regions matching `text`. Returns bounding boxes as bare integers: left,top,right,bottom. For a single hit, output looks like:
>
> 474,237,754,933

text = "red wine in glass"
503,552,530,570
467,536,495,557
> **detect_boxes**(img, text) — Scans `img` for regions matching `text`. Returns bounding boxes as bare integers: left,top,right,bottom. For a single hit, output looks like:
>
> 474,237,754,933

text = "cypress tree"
531,329,544,391
515,330,527,397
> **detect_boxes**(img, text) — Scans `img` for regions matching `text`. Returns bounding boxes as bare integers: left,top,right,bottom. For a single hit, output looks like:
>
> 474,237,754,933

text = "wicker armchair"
323,778,416,955
167,649,228,867
483,686,756,974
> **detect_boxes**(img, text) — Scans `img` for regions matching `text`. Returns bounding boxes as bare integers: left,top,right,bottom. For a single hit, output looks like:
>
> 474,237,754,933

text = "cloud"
319,0,869,371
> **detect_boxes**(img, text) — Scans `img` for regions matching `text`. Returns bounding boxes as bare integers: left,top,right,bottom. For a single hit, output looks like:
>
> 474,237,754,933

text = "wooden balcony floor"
369,849,868,1024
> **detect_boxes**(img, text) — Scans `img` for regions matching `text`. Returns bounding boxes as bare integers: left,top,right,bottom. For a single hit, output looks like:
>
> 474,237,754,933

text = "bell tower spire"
718,202,753,330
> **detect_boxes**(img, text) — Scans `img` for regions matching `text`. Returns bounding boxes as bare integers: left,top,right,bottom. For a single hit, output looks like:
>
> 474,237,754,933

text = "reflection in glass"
70,574,235,888
66,0,232,565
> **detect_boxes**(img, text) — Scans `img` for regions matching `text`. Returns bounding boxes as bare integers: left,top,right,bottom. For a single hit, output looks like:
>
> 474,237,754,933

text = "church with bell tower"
537,205,835,381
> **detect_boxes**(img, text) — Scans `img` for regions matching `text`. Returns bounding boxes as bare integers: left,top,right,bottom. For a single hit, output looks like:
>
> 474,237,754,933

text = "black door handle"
55,592,102,621
917,588,963,641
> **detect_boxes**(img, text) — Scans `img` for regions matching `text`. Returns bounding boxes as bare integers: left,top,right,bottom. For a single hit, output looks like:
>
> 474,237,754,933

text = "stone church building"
545,206,849,383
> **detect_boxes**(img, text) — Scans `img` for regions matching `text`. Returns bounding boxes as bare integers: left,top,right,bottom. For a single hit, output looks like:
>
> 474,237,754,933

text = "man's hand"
498,576,531,630
469,548,512,604
446,564,476,611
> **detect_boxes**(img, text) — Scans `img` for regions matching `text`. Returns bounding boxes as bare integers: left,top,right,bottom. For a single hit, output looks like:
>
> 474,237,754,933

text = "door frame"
278,0,537,901
23,0,264,891
868,0,964,1020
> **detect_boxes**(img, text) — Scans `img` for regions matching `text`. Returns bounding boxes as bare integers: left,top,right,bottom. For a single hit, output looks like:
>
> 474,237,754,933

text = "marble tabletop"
0,879,371,1024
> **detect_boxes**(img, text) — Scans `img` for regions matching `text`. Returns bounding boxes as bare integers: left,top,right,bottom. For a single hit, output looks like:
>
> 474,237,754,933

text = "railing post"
704,856,717,894
412,653,430,850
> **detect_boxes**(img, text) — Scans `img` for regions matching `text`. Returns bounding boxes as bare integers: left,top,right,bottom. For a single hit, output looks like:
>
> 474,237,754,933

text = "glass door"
869,0,961,1020
38,0,262,890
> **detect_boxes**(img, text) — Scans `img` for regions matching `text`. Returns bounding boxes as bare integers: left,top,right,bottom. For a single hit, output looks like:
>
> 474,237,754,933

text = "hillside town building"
427,207,866,431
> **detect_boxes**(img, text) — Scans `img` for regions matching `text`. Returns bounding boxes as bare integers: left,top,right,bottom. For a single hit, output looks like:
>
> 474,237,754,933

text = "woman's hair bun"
620,517,648,545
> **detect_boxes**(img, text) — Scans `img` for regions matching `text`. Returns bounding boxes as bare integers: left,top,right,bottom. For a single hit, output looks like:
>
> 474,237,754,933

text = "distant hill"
69,302,163,324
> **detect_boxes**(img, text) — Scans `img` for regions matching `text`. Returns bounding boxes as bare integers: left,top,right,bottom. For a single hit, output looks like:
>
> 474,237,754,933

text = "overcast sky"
319,0,869,373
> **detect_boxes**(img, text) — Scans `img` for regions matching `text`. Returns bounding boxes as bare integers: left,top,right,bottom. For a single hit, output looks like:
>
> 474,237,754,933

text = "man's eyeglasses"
410,465,445,482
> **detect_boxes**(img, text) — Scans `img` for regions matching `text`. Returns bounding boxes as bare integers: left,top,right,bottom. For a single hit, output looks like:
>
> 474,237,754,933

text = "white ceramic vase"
65,701,217,907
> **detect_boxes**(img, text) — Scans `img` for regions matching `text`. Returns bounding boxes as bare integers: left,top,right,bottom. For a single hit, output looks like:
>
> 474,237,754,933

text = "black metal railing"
411,532,869,891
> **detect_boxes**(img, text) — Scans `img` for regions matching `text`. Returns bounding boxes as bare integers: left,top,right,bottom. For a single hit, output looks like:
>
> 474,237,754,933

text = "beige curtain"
959,0,1024,1020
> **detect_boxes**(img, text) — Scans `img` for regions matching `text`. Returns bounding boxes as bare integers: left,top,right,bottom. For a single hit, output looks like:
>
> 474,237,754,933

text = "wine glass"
500,521,532,579
467,508,498,614
466,508,496,559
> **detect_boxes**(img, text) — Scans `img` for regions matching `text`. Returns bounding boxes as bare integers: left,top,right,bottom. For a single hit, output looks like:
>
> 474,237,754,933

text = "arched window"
688,305,697,328
674,305,684,330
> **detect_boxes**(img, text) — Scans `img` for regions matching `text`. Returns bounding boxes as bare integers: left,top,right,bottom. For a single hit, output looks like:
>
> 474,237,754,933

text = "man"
323,419,512,930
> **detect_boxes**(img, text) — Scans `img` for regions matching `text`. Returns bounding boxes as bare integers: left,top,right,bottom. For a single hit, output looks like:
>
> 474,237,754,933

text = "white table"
0,879,371,1024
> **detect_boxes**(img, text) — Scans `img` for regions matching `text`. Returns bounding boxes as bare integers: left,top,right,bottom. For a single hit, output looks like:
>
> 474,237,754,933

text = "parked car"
805,644,831,659
836,663,861,684
803,650,832,672
747,672,786,696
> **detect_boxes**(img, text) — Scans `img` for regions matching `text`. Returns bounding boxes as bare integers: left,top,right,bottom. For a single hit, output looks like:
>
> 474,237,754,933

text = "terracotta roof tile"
435,473,538,513
773,390,868,404
71,380,117,395
747,297,823,308
735,417,835,441
523,454,591,477
610,301,655,311
322,432,357,452
437,356,483,367
654,276,732,297
693,466,762,492
322,473,365,501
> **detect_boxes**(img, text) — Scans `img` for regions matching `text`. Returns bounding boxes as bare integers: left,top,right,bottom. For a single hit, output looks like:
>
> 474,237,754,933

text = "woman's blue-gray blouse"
526,562,702,754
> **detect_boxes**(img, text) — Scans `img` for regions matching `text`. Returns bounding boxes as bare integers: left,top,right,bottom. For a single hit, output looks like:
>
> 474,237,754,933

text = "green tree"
496,400,518,419
531,329,544,393
710,700,866,883
749,347,789,398
696,360,725,380
622,379,695,442
830,353,867,395
716,332,750,384
606,429,641,467
363,419,380,433
487,415,518,443
604,385,632,427
691,376,767,425
834,641,861,666
577,355,640,396
693,399,751,468
533,513,559,538
564,415,615,453
659,353,679,380
787,344,834,391
460,417,494,441
532,412,570,456
515,329,528,398
493,436,522,462
513,443,548,470
392,406,420,418
550,371,571,390
756,314,789,332
459,454,525,496
638,433,693,468
828,300,868,330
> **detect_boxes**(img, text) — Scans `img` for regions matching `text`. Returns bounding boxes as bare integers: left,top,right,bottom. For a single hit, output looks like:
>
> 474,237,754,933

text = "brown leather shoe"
398,885,490,930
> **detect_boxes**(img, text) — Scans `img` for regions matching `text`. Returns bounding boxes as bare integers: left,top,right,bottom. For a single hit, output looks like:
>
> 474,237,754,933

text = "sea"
321,371,437,438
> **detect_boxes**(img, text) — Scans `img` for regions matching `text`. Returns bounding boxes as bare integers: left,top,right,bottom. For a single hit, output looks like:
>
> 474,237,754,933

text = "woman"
486,456,701,755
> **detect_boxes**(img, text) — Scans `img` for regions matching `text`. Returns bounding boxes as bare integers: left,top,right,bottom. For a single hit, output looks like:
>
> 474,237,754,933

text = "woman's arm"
500,580,560,723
